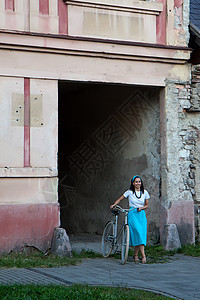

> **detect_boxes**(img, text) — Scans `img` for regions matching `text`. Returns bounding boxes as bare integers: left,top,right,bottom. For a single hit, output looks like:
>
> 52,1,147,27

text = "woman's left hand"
137,207,142,212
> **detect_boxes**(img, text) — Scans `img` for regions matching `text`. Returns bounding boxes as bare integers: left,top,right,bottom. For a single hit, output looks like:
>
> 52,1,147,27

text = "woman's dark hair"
130,176,144,193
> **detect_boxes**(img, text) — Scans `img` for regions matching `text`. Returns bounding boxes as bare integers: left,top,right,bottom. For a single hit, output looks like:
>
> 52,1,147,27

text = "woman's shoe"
134,255,139,262
142,256,146,264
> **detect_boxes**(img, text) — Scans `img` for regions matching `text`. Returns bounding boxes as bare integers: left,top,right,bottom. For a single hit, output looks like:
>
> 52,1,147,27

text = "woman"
110,175,150,263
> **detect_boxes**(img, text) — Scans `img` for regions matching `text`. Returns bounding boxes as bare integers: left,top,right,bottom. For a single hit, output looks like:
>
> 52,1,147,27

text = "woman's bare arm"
110,195,125,209
137,199,149,212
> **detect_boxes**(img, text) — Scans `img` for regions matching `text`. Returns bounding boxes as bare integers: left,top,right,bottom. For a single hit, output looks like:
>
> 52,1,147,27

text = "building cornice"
64,0,163,16
0,29,191,64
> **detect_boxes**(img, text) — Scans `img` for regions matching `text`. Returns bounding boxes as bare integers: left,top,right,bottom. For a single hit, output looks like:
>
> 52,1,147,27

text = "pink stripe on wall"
24,78,30,167
5,0,14,11
156,0,166,45
39,0,49,15
58,0,68,35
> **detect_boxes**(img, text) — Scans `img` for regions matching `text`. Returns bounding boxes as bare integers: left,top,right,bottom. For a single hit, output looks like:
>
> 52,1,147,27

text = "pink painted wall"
24,78,30,167
0,203,60,253
156,0,166,45
58,0,68,34
174,0,183,8
5,0,14,11
39,0,49,15
160,201,195,246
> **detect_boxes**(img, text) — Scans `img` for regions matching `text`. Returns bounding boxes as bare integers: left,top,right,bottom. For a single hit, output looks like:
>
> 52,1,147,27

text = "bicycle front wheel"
101,221,114,258
121,224,130,264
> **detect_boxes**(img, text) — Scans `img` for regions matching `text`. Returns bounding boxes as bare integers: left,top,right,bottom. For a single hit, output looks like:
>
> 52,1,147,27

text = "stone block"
179,149,190,158
185,145,194,151
167,200,195,245
179,131,187,136
194,204,200,214
51,228,72,257
162,224,181,250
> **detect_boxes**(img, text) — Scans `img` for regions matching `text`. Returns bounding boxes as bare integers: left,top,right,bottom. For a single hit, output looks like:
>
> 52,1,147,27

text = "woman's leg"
134,245,139,255
134,245,140,262
139,245,146,263
134,245,146,263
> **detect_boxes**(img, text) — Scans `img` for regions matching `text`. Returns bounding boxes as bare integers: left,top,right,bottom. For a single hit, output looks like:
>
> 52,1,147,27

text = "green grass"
0,249,102,269
114,242,200,263
145,244,176,263
177,242,200,256
0,244,199,299
144,242,200,262
0,284,172,299
112,245,176,264
0,242,200,270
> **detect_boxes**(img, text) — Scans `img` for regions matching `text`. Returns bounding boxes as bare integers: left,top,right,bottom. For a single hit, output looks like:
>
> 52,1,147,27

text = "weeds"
141,242,200,262
145,244,177,263
177,241,200,256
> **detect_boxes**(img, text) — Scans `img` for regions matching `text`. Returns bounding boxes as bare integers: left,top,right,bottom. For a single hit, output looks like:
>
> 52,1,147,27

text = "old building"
0,0,197,253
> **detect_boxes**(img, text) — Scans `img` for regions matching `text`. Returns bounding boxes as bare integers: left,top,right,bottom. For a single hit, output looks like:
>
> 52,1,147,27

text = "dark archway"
58,81,161,243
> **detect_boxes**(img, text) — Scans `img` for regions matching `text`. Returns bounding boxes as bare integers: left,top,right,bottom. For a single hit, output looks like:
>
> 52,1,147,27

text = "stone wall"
160,65,200,244
190,65,200,241
160,77,195,246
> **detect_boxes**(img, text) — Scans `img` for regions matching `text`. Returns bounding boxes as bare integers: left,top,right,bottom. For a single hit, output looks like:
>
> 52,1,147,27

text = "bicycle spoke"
101,222,114,257
121,225,130,264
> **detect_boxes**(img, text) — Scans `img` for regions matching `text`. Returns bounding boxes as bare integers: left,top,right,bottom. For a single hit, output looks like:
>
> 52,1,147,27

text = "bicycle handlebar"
111,205,136,213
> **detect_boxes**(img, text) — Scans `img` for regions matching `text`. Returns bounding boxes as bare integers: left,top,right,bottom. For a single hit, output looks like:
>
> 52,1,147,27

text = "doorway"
58,81,161,243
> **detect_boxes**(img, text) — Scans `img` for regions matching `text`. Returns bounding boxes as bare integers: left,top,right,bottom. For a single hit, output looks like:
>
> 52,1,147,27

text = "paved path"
0,254,199,300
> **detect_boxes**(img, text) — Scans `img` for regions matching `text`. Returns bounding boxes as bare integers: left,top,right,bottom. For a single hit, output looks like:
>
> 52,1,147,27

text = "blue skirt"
128,209,147,246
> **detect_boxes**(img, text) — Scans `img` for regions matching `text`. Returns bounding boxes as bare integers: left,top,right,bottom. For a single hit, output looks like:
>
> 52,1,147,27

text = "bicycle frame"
101,205,136,263
110,205,135,251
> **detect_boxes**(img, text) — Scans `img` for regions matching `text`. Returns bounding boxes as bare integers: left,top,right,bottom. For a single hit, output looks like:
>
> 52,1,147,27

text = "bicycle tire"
101,221,114,257
121,224,130,264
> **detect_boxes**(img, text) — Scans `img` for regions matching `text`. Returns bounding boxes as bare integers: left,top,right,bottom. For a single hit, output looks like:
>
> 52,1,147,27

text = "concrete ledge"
0,167,58,177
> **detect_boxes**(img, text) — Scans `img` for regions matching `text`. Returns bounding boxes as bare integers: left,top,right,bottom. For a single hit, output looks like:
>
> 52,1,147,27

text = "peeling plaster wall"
182,0,190,45
160,78,196,245
166,0,189,46
0,76,60,253
59,84,160,243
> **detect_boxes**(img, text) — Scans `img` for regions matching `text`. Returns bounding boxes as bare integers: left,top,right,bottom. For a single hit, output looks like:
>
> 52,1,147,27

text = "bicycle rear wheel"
101,221,114,257
121,224,130,264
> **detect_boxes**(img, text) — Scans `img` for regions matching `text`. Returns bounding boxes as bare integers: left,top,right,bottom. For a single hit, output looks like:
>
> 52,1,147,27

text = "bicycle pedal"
115,250,121,255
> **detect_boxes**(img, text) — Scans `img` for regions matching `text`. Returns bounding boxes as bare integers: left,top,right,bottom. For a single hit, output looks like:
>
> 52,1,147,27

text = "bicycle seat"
111,209,121,215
